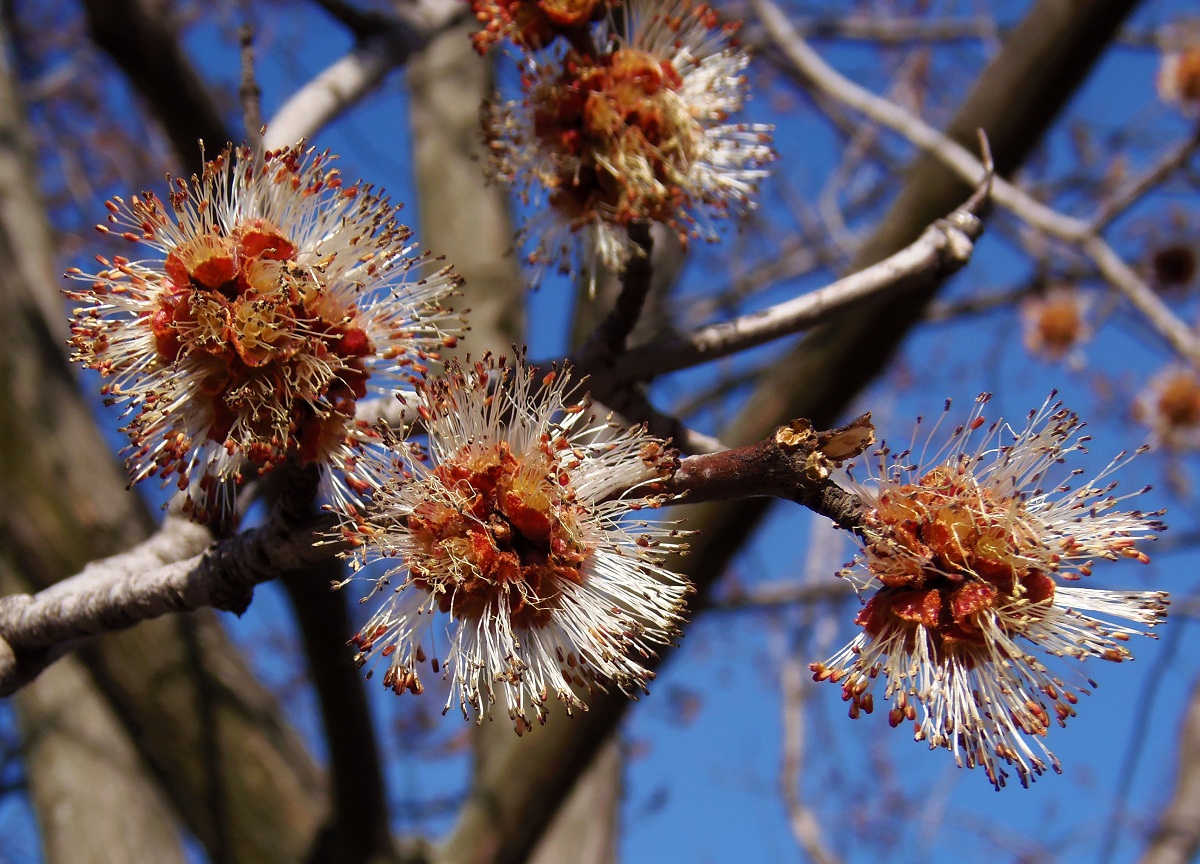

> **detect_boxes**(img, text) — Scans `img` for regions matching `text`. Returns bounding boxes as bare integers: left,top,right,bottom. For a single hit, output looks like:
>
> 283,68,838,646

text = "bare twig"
264,0,467,149
1100,614,1186,864
239,24,263,150
1137,673,1200,864
743,14,1156,48
712,580,855,612
780,655,843,864
1090,124,1200,232
608,175,989,380
755,0,1200,365
0,479,346,696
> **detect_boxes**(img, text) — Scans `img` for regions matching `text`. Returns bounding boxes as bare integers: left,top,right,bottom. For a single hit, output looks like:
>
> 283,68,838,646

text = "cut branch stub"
775,412,875,480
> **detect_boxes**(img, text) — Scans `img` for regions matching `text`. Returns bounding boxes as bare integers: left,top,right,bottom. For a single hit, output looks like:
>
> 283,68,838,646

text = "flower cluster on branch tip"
1159,17,1200,113
66,143,462,524
339,355,691,732
811,394,1168,789
477,0,775,279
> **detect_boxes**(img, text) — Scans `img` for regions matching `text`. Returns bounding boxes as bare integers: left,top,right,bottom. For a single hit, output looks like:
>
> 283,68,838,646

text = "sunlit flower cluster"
1158,18,1200,111
483,0,774,277
811,394,1167,789
66,144,460,523
1137,364,1200,451
1020,285,1090,364
342,357,691,732
470,0,609,53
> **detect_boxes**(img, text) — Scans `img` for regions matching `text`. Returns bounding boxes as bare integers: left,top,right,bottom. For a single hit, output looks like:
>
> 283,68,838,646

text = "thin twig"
1090,123,1200,232
607,177,988,380
238,23,263,149
580,222,656,360
754,0,1200,365
1136,670,1200,864
712,580,855,612
780,655,843,864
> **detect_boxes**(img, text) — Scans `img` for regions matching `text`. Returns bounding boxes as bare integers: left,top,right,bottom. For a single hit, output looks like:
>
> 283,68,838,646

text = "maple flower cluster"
811,395,1168,788
476,0,774,277
1159,18,1200,112
342,357,690,731
1019,286,1090,365
1137,364,1200,451
66,143,461,522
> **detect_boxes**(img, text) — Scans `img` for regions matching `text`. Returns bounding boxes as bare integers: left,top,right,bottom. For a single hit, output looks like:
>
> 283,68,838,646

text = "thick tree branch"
0,495,344,696
264,0,468,150
281,563,399,864
81,0,230,162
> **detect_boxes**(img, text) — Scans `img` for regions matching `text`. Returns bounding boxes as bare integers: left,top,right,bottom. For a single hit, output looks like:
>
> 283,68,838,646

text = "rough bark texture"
1138,675,1200,864
0,25,187,863
6,560,187,864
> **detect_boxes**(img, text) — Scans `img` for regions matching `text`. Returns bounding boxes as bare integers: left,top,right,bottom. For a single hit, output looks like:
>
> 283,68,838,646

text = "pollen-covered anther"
407,443,591,629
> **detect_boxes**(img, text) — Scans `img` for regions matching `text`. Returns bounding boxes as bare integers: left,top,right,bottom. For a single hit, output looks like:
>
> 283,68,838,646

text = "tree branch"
607,185,987,380
655,420,871,531
0,404,875,698
1137,673,1200,864
0,493,345,696
579,222,656,361
420,4,1151,863
81,0,230,162
756,0,1200,365
264,0,468,150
